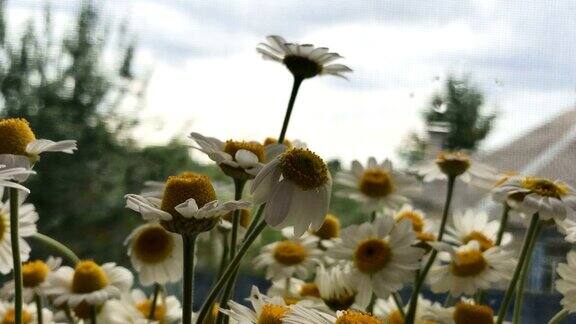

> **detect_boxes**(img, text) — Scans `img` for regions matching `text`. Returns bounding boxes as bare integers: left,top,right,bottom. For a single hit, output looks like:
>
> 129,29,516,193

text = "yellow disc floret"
279,149,329,190
395,210,424,233
137,300,167,322
22,260,50,288
71,260,109,294
0,213,7,242
133,224,174,264
386,310,404,324
161,173,216,214
224,140,265,162
520,177,569,199
462,232,494,252
222,209,252,229
256,304,289,324
313,214,340,240
2,308,32,324
451,250,487,277
436,151,471,177
273,240,308,265
0,118,36,156
335,310,384,324
264,137,293,149
359,169,394,198
453,302,494,324
354,238,392,274
299,282,320,298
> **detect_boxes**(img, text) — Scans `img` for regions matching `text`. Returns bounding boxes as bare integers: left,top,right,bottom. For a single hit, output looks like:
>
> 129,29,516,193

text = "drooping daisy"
328,217,424,306
0,165,35,192
556,251,576,313
427,241,515,296
267,277,321,306
373,295,446,324
0,300,55,324
254,228,322,281
125,172,251,235
445,210,512,251
414,151,496,183
1,256,61,301
257,35,351,80
101,289,182,324
222,286,291,324
0,118,77,173
0,191,39,274
392,204,438,246
251,148,332,237
492,176,576,221
44,260,133,307
337,158,417,212
315,264,362,311
451,300,500,324
283,304,384,324
125,222,183,286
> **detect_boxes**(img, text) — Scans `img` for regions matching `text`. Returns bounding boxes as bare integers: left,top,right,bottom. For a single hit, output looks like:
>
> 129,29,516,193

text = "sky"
7,0,576,164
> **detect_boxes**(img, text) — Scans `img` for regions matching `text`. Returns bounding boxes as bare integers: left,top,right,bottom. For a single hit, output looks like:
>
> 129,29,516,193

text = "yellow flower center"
22,260,50,288
161,173,217,216
520,177,569,199
359,169,394,198
451,250,487,277
222,209,252,228
283,297,300,305
395,210,424,233
133,224,174,264
2,308,32,324
323,291,357,312
0,213,7,242
73,301,92,319
264,137,293,149
279,148,329,190
387,310,404,324
354,238,392,274
299,282,321,298
224,140,265,162
0,118,36,156
71,260,109,294
313,214,340,239
283,55,322,79
462,231,494,252
436,152,471,177
417,231,436,242
453,302,494,324
256,304,289,324
136,300,167,322
335,310,384,324
273,240,308,265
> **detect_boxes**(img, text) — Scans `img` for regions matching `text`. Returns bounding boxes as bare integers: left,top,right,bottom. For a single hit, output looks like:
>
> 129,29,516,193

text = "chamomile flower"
556,251,576,313
1,256,61,301
0,118,77,173
414,151,496,183
125,172,251,235
311,214,341,249
0,191,38,274
445,210,512,251
328,217,424,306
125,222,183,286
492,176,576,221
257,35,351,80
451,300,500,324
0,165,35,192
222,286,290,324
315,264,362,311
251,148,332,237
373,295,445,324
102,289,181,324
44,260,133,307
254,228,322,281
337,158,417,212
392,204,438,245
557,218,576,243
267,277,321,305
284,304,384,324
0,300,55,324
428,241,515,296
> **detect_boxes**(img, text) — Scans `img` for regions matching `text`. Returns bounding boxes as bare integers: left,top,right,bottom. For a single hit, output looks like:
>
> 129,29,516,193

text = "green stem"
35,294,43,324
182,234,198,324
495,203,511,246
496,213,540,324
216,233,229,279
90,305,97,324
405,176,456,324
512,221,542,324
367,293,377,313
148,283,161,320
392,293,405,319
548,309,569,324
243,205,264,242
30,233,80,265
10,188,23,324
196,220,267,323
277,77,303,143
370,211,376,222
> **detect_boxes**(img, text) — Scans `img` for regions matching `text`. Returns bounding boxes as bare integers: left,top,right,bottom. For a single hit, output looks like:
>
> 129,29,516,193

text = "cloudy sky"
7,0,576,164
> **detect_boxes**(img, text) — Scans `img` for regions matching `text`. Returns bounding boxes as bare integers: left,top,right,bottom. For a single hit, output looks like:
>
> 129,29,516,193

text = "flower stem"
370,211,376,222
405,175,456,324
496,213,540,324
35,294,43,324
90,305,97,324
392,293,405,319
217,233,229,279
182,234,198,324
548,309,569,324
512,220,542,324
9,188,23,324
196,220,267,323
148,283,161,320
278,76,303,143
495,203,511,246
30,233,80,265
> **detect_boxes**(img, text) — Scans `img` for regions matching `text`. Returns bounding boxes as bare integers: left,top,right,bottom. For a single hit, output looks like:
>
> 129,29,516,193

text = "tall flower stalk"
10,188,23,324
182,234,198,324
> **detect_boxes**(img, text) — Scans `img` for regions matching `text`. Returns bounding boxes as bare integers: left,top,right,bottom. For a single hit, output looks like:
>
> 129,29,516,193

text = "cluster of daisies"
2,34,576,324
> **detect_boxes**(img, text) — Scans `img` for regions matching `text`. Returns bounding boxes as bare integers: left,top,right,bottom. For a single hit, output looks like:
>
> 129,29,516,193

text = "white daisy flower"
101,289,181,324
222,286,290,323
434,299,507,324
0,118,77,176
557,218,576,243
556,251,576,313
251,148,332,237
125,223,183,286
492,176,576,222
445,210,512,251
283,304,384,324
257,35,351,80
0,191,38,274
310,214,341,249
391,204,438,244
0,300,55,324
44,260,133,307
428,241,515,296
337,158,417,212
374,295,446,324
315,264,364,311
1,256,61,301
413,151,496,184
328,217,424,306
254,228,322,281
0,165,35,192
267,277,321,305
